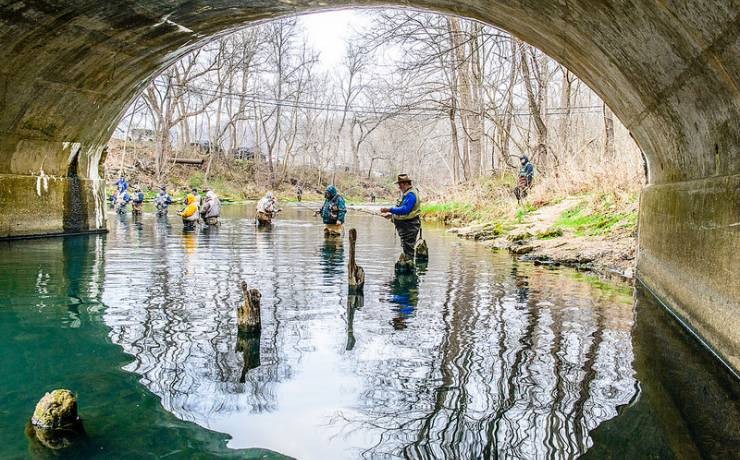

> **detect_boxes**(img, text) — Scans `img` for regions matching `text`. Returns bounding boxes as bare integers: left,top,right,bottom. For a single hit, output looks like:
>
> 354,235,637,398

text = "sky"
297,10,371,70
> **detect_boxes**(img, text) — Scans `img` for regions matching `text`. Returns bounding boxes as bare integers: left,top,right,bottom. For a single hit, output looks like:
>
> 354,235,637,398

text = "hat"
395,174,413,184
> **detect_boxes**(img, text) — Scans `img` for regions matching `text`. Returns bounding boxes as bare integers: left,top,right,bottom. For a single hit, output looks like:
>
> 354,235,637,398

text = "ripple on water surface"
101,206,637,459
1,205,736,459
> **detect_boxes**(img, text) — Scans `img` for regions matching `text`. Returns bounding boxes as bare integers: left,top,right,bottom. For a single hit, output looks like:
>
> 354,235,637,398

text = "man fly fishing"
380,174,424,264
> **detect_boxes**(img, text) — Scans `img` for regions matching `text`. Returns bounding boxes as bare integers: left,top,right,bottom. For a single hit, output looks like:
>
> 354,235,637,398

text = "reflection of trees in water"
340,260,635,459
104,226,300,424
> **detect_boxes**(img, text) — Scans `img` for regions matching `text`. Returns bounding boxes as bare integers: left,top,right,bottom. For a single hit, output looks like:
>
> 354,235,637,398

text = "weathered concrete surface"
0,1,737,369
638,175,740,371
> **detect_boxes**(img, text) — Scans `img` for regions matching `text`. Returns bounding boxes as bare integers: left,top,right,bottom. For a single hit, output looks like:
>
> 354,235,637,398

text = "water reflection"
387,271,420,330
345,294,363,351
97,207,645,458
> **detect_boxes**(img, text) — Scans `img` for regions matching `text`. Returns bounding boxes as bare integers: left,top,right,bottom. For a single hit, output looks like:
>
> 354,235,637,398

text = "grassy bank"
420,178,639,241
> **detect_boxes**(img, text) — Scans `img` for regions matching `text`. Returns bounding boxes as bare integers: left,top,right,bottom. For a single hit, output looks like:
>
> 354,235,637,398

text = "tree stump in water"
28,389,85,450
347,228,365,291
237,281,261,333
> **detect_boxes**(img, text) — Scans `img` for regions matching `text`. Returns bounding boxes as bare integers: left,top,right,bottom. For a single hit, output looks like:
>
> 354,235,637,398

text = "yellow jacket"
179,194,199,219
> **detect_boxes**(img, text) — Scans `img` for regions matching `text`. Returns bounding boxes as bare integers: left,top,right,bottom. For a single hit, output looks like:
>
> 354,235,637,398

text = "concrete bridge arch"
0,1,737,370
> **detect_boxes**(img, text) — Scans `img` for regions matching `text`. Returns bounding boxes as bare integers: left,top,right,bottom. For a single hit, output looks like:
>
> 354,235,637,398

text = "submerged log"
237,281,261,333
347,228,365,291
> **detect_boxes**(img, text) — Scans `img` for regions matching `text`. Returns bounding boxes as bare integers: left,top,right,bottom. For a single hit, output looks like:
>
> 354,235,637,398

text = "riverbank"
104,138,393,203
426,191,639,280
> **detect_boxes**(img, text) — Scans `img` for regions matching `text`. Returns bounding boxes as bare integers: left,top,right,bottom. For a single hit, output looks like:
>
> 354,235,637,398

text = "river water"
0,205,737,459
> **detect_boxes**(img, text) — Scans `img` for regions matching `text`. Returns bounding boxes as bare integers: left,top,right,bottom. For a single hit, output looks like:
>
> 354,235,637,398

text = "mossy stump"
347,228,365,292
238,281,261,333
29,389,85,450
31,390,78,430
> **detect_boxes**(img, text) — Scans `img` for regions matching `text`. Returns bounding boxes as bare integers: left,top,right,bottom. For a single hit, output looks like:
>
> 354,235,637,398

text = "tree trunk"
560,67,572,156
519,42,548,165
603,103,615,159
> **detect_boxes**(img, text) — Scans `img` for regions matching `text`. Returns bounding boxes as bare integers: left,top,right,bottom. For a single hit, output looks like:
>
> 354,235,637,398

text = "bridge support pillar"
637,174,739,373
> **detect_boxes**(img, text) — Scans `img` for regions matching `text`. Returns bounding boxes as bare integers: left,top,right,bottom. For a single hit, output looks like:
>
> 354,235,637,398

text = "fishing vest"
393,187,421,221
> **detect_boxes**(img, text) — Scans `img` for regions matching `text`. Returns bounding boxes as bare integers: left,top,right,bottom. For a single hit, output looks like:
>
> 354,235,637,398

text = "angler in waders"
381,174,424,267
317,185,346,236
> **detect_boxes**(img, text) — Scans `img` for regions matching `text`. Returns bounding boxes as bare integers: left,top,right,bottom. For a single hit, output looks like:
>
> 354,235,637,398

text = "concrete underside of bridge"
0,1,737,370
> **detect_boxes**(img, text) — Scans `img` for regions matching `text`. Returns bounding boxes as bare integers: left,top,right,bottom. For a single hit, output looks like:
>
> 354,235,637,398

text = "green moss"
31,389,78,429
554,200,637,237
536,227,563,239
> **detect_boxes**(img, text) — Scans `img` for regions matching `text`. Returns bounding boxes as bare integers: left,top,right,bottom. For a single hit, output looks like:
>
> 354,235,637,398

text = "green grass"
554,202,637,236
514,203,536,223
420,202,478,223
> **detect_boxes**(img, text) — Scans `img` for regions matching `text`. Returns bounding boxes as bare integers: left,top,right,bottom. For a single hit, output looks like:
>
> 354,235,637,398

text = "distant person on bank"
380,174,421,259
515,155,534,203
200,188,221,226
318,185,346,235
178,192,200,231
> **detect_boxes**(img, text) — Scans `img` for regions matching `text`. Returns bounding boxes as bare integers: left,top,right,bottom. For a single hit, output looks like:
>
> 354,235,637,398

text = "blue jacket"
132,191,144,204
320,185,346,224
519,161,534,179
116,177,128,193
119,191,131,203
390,192,417,215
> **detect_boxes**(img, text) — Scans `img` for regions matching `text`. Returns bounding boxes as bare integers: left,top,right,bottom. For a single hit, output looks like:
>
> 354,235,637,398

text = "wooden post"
347,228,365,291
237,281,261,333
236,281,261,381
